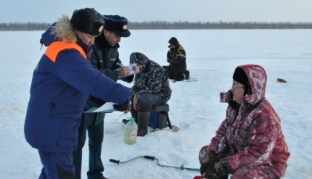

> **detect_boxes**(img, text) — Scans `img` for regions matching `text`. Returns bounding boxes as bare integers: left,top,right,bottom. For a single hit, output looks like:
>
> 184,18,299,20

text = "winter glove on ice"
113,99,130,112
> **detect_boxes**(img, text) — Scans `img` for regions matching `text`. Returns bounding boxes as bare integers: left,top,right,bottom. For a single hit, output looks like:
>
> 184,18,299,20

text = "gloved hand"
200,152,218,178
214,160,231,177
202,152,218,164
204,160,230,179
200,161,215,178
113,99,130,112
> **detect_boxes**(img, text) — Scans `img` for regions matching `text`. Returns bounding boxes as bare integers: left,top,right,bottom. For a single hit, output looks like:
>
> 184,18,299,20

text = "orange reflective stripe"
45,41,87,62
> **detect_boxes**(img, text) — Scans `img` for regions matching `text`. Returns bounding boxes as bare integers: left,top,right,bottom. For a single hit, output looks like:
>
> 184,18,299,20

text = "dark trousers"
162,65,186,81
73,117,105,179
38,150,75,179
137,93,167,108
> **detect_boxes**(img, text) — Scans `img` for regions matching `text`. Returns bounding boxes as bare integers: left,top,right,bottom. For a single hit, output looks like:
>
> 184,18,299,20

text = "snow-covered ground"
0,29,311,179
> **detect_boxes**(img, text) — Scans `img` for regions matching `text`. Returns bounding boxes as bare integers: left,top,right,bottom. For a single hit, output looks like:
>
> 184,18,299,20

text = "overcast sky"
1,0,312,23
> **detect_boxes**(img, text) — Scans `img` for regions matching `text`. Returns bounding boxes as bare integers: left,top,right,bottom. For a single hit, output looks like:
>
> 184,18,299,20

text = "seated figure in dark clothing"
162,37,190,82
127,52,172,136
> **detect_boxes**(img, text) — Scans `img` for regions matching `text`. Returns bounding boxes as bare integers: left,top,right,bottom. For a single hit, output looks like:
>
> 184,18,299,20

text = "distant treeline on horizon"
0,21,312,31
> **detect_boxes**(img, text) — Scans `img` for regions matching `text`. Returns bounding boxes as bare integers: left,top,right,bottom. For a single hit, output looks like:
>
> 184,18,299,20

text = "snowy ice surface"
0,30,311,179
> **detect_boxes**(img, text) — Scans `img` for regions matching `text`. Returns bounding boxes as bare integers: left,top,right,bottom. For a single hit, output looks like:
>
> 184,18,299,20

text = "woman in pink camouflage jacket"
196,64,290,179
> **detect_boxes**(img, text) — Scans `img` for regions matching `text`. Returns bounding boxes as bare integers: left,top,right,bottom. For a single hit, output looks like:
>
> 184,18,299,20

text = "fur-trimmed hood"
41,14,77,47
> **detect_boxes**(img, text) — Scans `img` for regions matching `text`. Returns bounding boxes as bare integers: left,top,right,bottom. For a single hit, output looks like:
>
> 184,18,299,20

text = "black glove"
200,152,218,178
202,152,218,164
214,160,231,177
113,99,130,112
204,160,230,179
205,161,231,179
200,161,215,178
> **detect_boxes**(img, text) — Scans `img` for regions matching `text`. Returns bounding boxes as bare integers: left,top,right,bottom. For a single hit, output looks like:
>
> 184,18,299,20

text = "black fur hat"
70,8,104,36
168,37,179,48
233,67,251,94
103,15,131,37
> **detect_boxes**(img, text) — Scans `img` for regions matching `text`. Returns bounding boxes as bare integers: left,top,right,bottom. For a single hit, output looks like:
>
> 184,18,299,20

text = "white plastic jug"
124,117,138,145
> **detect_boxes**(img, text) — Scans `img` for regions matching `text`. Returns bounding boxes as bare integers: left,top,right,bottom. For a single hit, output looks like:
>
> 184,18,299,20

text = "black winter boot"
184,70,190,80
123,104,138,124
130,104,138,123
137,106,151,137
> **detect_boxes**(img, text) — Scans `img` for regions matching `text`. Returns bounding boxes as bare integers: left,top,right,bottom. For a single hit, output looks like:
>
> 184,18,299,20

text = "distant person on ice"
194,64,290,179
162,37,190,82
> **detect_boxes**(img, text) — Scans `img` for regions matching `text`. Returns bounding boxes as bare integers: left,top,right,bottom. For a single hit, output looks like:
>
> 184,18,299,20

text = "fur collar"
51,14,77,43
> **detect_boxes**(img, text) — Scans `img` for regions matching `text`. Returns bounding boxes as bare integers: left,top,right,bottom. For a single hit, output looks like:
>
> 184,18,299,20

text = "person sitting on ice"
194,64,290,179
123,52,172,137
162,37,190,82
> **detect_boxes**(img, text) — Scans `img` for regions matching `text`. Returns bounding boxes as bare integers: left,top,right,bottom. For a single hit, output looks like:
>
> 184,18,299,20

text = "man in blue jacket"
24,8,130,179
73,15,134,179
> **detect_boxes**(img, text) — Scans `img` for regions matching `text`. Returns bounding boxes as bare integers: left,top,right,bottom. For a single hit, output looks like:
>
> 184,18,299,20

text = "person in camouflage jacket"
129,52,172,136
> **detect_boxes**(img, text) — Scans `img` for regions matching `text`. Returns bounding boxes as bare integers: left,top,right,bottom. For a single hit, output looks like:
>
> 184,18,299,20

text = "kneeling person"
162,37,190,82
